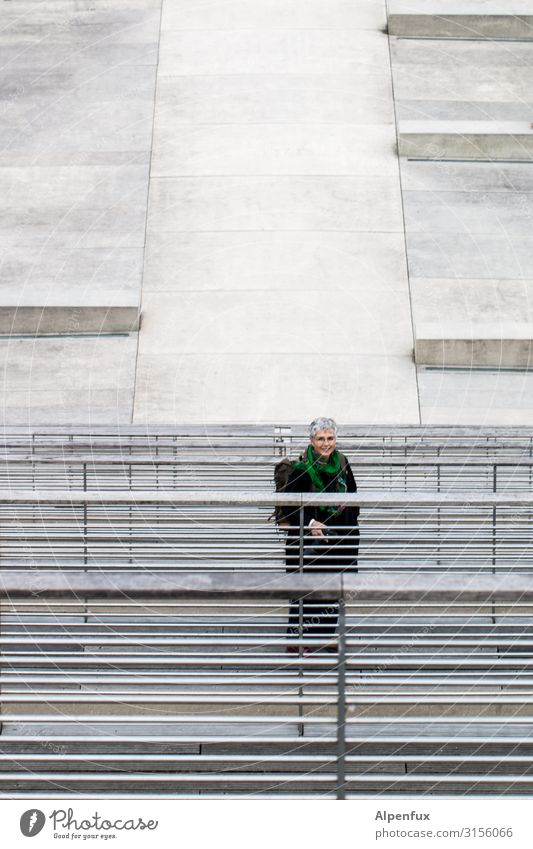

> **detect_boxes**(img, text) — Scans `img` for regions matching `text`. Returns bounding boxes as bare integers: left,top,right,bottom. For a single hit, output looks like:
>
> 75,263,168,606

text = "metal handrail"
2,426,533,796
3,571,533,598
2,489,533,504
3,455,533,466
4,576,533,798
0,491,532,573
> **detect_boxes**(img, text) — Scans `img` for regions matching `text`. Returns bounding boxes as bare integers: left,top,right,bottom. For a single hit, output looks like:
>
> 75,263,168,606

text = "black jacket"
283,454,359,571
282,455,359,531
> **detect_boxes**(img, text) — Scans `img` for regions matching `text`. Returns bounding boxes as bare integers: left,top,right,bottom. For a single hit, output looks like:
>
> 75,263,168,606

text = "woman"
283,417,359,653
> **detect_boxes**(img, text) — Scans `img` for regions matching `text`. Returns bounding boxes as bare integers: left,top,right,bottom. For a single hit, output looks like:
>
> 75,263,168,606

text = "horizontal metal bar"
0,773,338,783
3,694,533,705
3,634,533,647
0,572,341,599
5,629,531,640
0,794,329,800
1,772,533,785
0,753,334,763
2,734,532,745
0,694,337,704
3,571,533,601
0,714,331,723
4,427,533,796
2,489,533,506
5,655,533,668
3,674,533,686
0,601,527,608
0,753,531,765
4,454,533,467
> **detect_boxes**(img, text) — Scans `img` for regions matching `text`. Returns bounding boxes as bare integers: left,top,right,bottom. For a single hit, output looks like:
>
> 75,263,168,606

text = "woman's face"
310,429,337,460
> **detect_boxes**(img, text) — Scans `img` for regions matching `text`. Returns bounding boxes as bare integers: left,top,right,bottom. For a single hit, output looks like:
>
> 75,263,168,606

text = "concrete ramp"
132,0,419,426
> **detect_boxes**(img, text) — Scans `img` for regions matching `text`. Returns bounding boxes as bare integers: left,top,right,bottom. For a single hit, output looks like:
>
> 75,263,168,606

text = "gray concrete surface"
0,336,137,425
398,100,533,122
142,232,409,294
411,277,533,325
134,352,419,424
412,275,533,368
403,189,533,237
388,1,533,39
389,31,533,400
419,369,533,425
133,0,419,425
391,37,533,104
161,0,386,30
402,163,533,284
407,232,533,280
401,167,533,382
3,1,533,425
0,0,159,346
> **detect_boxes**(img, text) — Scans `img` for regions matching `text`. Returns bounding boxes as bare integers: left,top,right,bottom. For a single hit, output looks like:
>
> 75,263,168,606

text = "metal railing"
1,455,533,493
2,427,533,796
0,490,532,572
3,573,533,797
3,425,533,458
0,426,533,494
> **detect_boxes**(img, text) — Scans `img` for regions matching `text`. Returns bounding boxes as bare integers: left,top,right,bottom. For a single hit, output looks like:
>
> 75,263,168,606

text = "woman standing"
283,417,359,653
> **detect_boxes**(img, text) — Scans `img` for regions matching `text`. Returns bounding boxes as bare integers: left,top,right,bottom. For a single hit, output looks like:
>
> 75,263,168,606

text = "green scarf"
294,445,347,515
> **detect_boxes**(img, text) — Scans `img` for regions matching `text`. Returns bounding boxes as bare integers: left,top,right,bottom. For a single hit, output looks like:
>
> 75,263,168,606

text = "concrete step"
399,121,533,161
388,2,533,40
415,322,533,367
0,305,140,335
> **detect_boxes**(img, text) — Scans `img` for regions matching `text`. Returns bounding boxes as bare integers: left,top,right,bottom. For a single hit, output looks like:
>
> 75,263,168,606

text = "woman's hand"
309,519,328,541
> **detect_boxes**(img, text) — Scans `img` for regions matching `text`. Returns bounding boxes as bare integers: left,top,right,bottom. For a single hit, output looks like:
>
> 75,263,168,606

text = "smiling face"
310,428,337,460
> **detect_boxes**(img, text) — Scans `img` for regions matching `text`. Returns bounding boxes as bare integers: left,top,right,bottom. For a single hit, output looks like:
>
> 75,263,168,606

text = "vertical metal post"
297,503,305,735
298,504,305,651
336,595,346,800
298,504,305,570
273,425,292,457
436,449,441,568
492,464,497,571
83,462,88,569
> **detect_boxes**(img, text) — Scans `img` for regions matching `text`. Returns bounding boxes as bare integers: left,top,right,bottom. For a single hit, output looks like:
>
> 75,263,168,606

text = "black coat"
283,456,359,571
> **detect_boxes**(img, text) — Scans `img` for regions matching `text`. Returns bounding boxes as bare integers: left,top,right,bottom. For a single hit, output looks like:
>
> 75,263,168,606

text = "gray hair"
309,417,338,438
